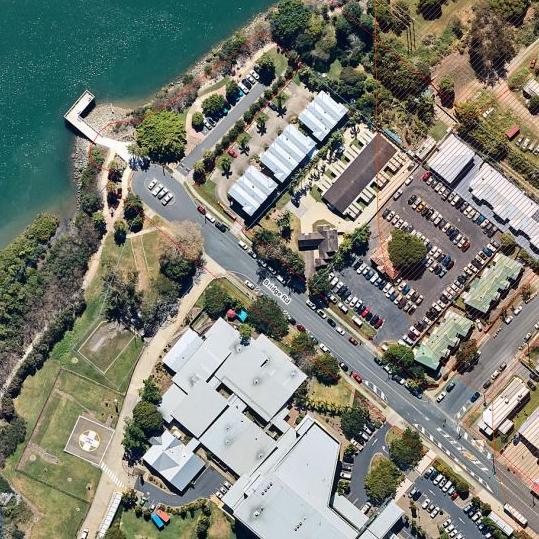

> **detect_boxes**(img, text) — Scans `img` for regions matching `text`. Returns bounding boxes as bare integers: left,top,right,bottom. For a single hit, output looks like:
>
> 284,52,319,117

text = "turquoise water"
0,0,273,246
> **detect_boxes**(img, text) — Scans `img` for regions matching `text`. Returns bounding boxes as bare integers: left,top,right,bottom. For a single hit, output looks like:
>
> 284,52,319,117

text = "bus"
504,504,528,528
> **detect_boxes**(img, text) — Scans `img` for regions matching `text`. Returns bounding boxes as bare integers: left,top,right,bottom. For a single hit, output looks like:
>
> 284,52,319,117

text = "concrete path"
80,256,225,537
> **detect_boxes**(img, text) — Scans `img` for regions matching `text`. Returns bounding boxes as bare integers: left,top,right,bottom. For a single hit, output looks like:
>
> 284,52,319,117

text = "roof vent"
253,511,260,518
224,438,232,446
253,377,261,385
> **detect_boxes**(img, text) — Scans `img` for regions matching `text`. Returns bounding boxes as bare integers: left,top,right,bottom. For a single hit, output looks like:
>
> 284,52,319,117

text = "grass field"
266,47,288,76
429,119,449,141
118,504,235,539
78,321,135,372
18,368,120,501
308,377,354,408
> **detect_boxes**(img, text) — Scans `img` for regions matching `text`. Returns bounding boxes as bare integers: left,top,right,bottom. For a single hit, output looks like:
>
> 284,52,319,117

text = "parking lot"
379,170,490,320
402,473,485,539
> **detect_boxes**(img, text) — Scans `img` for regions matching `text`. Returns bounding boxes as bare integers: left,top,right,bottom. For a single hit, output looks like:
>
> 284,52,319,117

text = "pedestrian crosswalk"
100,462,125,489
364,380,387,402
413,423,494,492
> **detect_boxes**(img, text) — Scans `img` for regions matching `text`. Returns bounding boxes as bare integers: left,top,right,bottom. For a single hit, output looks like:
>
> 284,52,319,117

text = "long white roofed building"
299,91,348,141
228,166,278,217
260,124,316,182
469,163,539,252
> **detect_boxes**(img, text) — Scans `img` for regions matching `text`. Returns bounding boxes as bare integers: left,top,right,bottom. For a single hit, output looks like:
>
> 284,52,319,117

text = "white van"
352,316,363,327
238,240,248,250
433,473,443,485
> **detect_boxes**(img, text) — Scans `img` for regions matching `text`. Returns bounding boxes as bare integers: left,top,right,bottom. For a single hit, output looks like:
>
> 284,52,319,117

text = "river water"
0,0,273,247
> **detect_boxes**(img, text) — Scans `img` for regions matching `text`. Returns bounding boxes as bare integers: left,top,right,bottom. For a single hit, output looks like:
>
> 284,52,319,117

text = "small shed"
505,125,520,140
238,309,248,322
155,509,170,524
151,513,165,530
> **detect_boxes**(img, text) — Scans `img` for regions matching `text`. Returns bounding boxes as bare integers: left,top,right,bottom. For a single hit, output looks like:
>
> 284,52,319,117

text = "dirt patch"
19,442,59,469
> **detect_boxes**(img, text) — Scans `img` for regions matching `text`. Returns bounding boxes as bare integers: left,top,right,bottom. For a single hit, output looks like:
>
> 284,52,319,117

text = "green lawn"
119,504,235,539
198,77,229,97
429,120,449,141
193,179,229,223
265,47,288,76
308,377,354,408
310,186,322,202
511,384,539,433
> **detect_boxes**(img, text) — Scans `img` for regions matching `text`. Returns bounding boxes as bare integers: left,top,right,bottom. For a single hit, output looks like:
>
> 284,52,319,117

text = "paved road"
440,295,539,417
347,423,390,507
180,81,265,171
132,166,539,532
135,466,223,506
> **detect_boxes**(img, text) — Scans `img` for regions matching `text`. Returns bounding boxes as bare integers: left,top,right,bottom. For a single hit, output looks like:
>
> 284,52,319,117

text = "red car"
461,240,470,252
227,148,238,158
450,491,459,500
349,336,358,346
197,205,206,215
296,324,306,332
361,307,370,318
351,372,362,384
375,318,384,329
421,171,431,181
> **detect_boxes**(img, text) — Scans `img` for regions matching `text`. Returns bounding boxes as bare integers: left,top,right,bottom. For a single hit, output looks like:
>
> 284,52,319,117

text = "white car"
148,179,157,190
238,81,249,94
319,343,329,352
250,69,260,80
431,507,440,518
393,188,403,200
336,326,345,336
513,304,523,315
421,498,431,510
317,308,327,319
152,183,163,196
162,192,173,206
306,299,316,309
340,471,352,480
206,213,216,224
238,240,248,250
405,175,413,185
244,280,255,290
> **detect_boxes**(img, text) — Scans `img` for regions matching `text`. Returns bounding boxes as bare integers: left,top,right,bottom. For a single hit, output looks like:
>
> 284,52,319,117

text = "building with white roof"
143,430,205,492
152,318,307,483
427,134,476,185
228,166,279,217
299,91,348,141
260,124,316,183
523,78,539,98
479,377,530,438
223,415,403,539
469,163,539,252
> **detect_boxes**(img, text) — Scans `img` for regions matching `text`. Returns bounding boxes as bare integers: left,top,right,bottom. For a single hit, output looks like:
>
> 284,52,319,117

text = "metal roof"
171,318,238,393
171,381,228,437
469,163,539,251
260,125,316,182
143,430,204,492
518,406,539,448
223,416,361,539
481,377,529,432
299,91,348,141
200,405,277,476
464,253,523,313
367,502,404,539
162,328,203,373
414,311,473,371
159,383,187,423
427,134,475,185
215,333,306,422
228,166,278,216
323,133,397,214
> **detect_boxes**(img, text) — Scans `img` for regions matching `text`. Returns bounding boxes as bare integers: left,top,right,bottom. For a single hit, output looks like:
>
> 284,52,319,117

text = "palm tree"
218,154,232,177
238,133,251,154
256,113,268,134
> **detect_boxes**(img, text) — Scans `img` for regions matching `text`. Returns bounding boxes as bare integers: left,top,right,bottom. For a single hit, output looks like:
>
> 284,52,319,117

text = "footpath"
80,256,226,537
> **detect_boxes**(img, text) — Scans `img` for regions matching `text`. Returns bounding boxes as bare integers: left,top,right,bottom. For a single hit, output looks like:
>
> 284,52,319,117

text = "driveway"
135,467,223,506
181,81,266,172
347,423,390,507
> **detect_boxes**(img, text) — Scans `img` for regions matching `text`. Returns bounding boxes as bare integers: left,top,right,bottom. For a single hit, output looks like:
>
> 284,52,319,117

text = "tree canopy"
255,53,277,84
383,344,415,376
455,339,478,372
191,111,204,131
308,268,332,298
313,353,340,385
389,428,424,470
365,458,404,504
202,94,226,117
159,247,197,290
134,110,186,163
140,377,161,405
388,229,427,269
203,283,240,319
341,405,370,439
132,400,163,438
249,296,289,339
252,228,305,276
270,0,312,49
225,79,241,103
489,0,530,23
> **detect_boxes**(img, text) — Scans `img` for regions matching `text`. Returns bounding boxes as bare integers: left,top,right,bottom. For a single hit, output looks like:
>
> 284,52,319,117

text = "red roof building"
505,125,520,140
156,509,170,524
